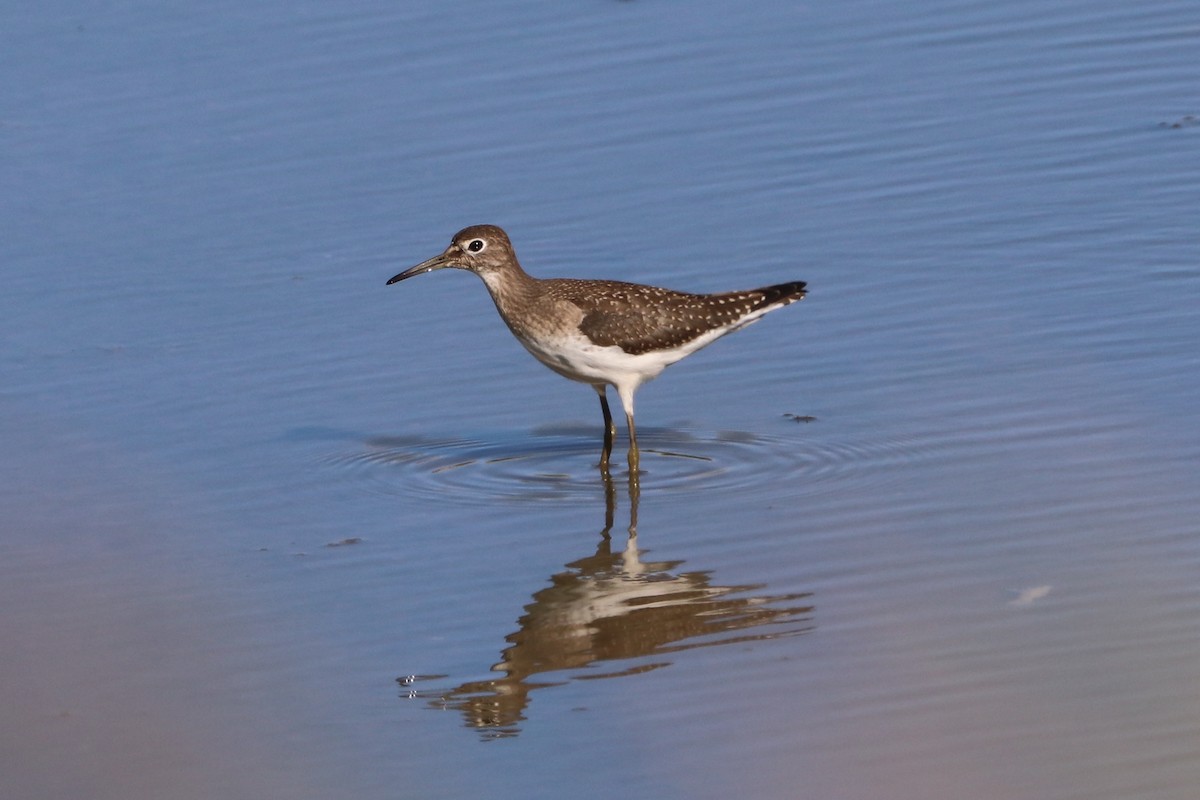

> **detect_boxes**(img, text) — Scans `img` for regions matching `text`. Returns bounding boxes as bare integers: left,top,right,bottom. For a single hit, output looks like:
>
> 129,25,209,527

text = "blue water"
3,1,1199,798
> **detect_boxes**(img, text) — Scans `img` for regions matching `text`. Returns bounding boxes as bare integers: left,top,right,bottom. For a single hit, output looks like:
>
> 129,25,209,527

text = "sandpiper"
387,225,807,477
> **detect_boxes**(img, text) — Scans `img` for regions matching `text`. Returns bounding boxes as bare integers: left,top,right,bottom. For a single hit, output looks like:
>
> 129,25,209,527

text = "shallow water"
3,1,1199,798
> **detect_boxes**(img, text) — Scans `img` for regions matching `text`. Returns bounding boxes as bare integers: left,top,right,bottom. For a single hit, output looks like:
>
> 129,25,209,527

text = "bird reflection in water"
400,471,814,739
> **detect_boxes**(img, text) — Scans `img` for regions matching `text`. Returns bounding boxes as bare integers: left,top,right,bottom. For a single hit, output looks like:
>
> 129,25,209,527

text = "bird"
386,225,806,479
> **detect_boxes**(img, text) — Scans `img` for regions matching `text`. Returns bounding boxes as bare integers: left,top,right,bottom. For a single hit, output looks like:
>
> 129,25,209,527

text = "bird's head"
387,225,517,285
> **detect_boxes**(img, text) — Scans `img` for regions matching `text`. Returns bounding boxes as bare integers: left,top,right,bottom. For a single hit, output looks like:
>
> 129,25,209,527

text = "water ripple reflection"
321,424,924,502
397,474,814,739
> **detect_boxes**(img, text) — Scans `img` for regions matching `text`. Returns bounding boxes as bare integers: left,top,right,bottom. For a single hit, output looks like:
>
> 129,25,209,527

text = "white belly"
514,319,748,391
517,331,663,387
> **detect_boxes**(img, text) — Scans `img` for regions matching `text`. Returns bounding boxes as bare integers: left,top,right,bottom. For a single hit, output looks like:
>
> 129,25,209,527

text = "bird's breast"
512,326,677,387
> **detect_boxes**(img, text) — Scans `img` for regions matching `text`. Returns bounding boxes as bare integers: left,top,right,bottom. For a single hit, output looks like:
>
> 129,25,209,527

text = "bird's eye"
467,239,485,253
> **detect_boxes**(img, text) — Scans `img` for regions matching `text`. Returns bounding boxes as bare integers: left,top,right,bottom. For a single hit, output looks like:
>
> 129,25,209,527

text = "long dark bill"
386,253,452,285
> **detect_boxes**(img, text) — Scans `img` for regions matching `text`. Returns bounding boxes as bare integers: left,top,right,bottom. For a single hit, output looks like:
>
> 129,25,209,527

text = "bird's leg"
626,410,640,481
599,464,616,540
626,459,640,535
596,387,616,472
614,384,641,482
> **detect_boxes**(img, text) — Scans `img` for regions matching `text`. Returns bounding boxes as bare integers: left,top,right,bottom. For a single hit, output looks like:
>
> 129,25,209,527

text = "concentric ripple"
319,423,928,504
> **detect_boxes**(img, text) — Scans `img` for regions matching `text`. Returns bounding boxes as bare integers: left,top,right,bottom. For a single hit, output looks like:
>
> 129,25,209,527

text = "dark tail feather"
753,281,807,311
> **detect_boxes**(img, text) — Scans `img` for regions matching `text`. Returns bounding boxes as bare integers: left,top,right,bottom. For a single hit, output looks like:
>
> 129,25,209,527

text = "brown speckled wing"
552,279,807,356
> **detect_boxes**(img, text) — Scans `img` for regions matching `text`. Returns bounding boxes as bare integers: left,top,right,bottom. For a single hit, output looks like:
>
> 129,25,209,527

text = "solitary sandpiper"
387,225,807,478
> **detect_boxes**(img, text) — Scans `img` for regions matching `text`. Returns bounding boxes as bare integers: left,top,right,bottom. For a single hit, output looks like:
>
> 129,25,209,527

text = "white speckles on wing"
568,283,805,356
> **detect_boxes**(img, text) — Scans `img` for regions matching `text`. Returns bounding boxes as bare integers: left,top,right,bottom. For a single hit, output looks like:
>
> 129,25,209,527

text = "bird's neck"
477,264,543,319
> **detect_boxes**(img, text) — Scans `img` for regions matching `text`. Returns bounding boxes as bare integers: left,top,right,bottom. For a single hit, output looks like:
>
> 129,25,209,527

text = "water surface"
3,1,1199,798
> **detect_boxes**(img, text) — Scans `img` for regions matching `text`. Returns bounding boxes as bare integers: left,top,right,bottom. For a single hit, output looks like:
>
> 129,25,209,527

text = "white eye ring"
466,239,486,253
